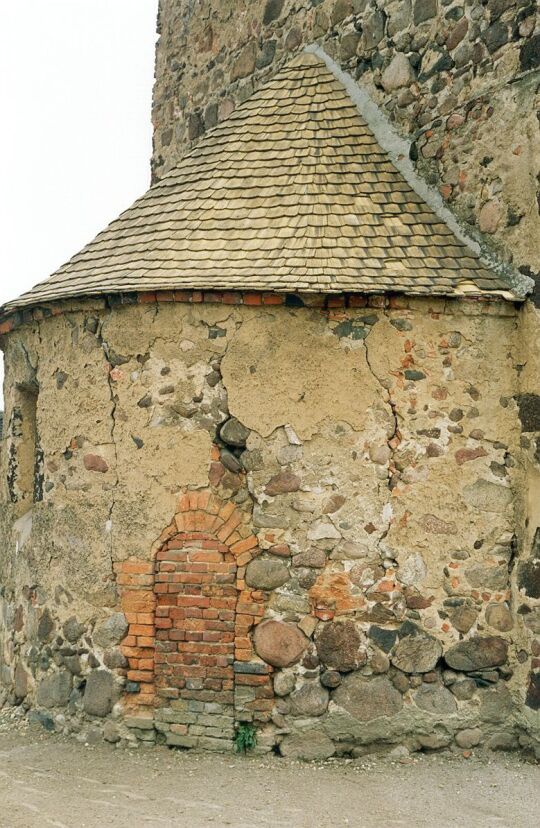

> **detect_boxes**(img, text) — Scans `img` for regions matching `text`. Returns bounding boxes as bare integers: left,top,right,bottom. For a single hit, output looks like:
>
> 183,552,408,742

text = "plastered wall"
0,294,538,755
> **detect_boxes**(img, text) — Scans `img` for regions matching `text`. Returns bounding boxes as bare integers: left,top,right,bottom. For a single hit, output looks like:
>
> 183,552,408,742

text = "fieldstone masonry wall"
0,292,539,757
0,0,538,757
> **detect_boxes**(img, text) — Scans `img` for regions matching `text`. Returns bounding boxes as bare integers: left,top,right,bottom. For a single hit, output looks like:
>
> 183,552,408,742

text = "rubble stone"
445,637,509,672
316,620,365,672
334,675,403,720
253,620,308,668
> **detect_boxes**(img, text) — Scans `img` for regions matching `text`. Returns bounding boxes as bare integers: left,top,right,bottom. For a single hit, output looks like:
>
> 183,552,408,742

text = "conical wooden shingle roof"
4,52,512,312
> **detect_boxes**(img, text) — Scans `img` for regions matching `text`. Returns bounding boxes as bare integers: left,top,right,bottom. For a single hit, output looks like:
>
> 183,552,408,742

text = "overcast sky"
0,0,159,394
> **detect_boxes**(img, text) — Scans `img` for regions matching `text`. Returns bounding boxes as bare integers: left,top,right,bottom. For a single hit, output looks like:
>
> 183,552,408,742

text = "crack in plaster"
100,314,121,580
363,312,399,556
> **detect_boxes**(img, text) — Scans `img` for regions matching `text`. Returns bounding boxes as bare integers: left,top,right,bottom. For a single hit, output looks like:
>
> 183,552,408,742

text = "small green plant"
234,722,257,754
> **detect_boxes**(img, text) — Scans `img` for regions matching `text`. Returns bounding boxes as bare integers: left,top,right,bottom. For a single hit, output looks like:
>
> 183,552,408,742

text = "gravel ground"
0,711,538,828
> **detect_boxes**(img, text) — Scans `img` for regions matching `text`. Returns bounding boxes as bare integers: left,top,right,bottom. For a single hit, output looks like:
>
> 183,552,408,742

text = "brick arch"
116,488,274,749
153,489,259,565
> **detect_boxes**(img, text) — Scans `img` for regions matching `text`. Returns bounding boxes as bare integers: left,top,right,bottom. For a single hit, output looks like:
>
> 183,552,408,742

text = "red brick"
348,295,368,308
121,591,155,612
127,670,154,683
119,561,154,574
173,290,192,302
235,673,271,686
218,502,236,521
122,646,154,659
155,617,172,629
0,319,14,335
217,512,242,543
327,296,345,308
229,535,258,556
137,636,155,648
222,292,242,304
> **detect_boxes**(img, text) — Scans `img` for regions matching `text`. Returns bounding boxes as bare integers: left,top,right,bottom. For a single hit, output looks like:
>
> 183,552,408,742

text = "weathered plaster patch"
221,311,380,439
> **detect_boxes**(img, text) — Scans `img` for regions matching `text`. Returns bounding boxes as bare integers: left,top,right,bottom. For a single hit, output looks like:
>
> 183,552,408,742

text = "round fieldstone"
321,670,342,689
219,417,250,447
63,656,82,676
340,31,361,60
462,479,512,513
391,671,410,694
479,685,513,723
292,549,326,569
296,568,318,590
444,636,508,672
413,685,457,714
381,53,415,91
220,449,242,473
486,732,519,752
256,40,276,70
263,0,283,25
265,471,301,496
523,607,540,635
315,620,365,672
465,563,509,591
417,731,452,750
83,670,114,717
104,648,129,669
93,613,128,649
391,632,442,674
370,649,390,674
245,558,289,590
103,721,121,744
450,679,477,700
62,617,85,643
414,0,437,24
253,620,308,668
37,670,72,708
449,604,478,634
280,731,335,761
455,728,482,749
37,609,54,643
322,494,346,514
14,663,29,700
83,454,109,473
289,682,329,717
83,670,115,717
273,671,296,697
333,675,403,721
28,710,55,732
230,41,257,82
485,603,513,632
268,543,291,558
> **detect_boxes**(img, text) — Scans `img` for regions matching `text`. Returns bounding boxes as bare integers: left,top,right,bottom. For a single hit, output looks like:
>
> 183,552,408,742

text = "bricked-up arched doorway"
116,489,274,750
154,529,238,748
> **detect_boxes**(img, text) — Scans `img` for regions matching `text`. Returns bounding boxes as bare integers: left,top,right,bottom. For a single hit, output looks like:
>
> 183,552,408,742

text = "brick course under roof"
3,52,514,313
